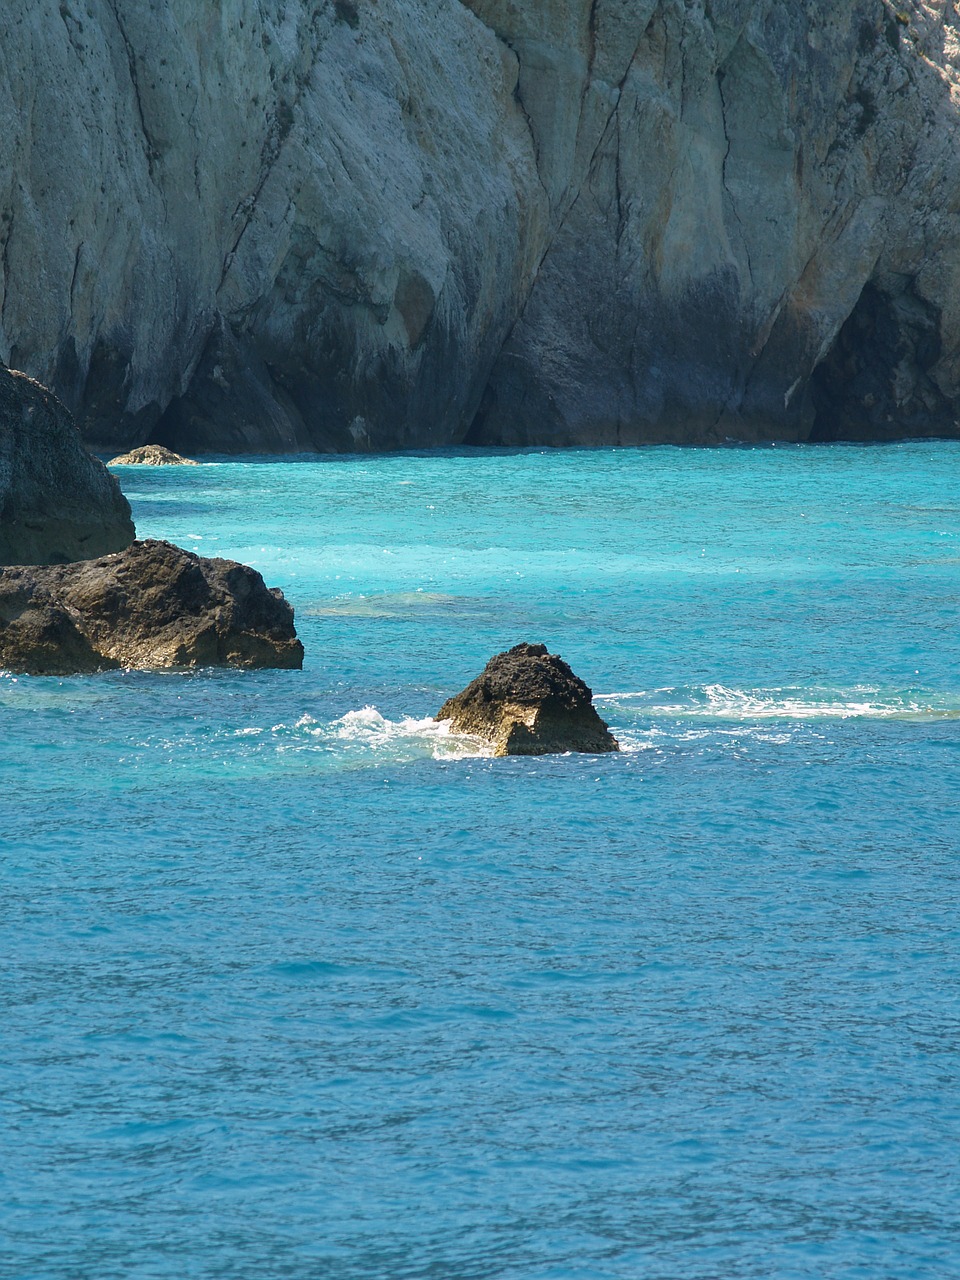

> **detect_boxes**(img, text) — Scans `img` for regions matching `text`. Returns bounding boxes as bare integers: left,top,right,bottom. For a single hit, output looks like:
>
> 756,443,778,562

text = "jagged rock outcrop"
0,365,134,565
108,445,199,465
0,539,304,674
4,2,960,448
438,642,619,756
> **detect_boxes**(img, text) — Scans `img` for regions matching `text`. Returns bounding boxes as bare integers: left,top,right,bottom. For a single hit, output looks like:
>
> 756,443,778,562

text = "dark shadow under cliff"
810,278,959,442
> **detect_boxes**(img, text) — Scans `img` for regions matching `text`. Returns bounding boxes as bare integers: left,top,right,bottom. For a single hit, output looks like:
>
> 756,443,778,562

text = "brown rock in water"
108,445,199,466
0,366,134,565
0,539,304,674
438,642,619,757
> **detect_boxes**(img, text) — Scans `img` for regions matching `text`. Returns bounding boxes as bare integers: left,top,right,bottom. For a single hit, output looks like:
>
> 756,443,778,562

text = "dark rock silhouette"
0,366,134,565
438,642,619,757
0,539,303,674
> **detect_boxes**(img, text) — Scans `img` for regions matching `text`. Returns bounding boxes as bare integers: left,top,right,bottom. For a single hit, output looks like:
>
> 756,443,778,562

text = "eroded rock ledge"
438,642,619,756
0,539,303,674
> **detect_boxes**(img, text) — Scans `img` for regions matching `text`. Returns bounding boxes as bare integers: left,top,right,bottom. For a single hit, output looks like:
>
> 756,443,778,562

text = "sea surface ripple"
3,444,960,1279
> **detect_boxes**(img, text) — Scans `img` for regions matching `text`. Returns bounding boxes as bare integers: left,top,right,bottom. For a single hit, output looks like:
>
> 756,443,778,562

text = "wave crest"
332,706,490,759
596,684,960,722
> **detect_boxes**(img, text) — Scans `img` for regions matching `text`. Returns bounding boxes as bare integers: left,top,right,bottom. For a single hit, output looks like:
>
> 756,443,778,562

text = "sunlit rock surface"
108,445,199,466
438,642,620,757
0,539,304,674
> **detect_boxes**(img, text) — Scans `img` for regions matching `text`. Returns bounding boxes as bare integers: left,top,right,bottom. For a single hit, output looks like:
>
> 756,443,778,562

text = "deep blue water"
3,444,960,1279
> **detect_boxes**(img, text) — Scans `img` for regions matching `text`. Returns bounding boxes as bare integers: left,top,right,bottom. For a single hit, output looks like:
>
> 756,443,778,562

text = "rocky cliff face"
3,1,960,450
471,0,960,445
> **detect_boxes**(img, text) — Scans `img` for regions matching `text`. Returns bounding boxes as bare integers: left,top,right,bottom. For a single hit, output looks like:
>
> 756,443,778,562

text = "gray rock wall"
0,367,134,565
473,0,960,445
1,0,546,451
3,1,960,450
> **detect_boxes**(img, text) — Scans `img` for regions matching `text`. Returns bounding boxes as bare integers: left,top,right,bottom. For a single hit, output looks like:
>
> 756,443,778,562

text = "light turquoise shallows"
3,444,960,1279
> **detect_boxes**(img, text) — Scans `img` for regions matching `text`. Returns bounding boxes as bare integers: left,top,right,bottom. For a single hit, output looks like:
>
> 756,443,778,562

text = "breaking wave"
330,706,490,759
595,683,960,722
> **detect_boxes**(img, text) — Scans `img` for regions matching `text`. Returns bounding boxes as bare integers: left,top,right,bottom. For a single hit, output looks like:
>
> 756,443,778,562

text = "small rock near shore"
0,539,304,674
107,444,200,466
438,642,619,757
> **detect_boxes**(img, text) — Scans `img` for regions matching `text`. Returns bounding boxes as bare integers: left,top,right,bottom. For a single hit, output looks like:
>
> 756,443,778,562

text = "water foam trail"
331,707,490,759
595,684,960,722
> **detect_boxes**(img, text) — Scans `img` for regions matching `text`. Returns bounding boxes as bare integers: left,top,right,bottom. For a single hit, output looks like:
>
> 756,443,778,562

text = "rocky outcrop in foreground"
108,445,199,466
0,539,303,674
438,643,619,756
5,2,960,449
0,365,134,564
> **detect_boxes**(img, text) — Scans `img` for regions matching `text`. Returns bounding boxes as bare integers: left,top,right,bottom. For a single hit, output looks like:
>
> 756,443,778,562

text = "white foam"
332,706,491,759
595,684,960,722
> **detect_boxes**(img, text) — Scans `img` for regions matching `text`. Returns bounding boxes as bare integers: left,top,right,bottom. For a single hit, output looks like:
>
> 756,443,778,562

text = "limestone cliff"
470,0,960,445
3,1,960,450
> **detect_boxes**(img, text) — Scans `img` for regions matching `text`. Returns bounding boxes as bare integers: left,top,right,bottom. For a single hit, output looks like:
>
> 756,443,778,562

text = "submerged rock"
438,642,619,757
0,366,134,565
108,445,199,466
0,539,304,674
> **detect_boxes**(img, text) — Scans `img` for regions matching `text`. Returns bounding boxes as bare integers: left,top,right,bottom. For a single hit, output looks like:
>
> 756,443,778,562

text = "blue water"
4,444,960,1279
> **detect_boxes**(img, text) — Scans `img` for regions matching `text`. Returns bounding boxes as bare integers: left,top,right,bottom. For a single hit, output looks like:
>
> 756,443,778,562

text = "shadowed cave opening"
810,277,956,441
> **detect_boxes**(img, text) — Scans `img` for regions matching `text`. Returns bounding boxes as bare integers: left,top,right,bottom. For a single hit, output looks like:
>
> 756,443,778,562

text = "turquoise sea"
4,444,960,1279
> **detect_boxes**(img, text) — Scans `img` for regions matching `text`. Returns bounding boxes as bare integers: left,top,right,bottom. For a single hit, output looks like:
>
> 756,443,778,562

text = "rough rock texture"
108,445,199,465
0,365,134,565
438,642,619,756
0,539,304,673
5,2,960,448
468,0,960,445
0,0,543,453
